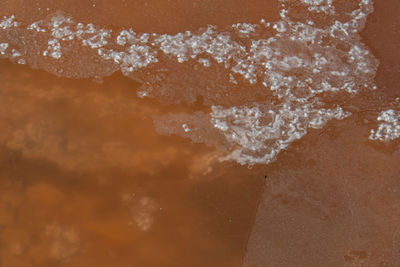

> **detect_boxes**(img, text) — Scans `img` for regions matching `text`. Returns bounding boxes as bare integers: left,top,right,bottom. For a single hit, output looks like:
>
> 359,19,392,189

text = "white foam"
211,104,350,164
0,15,20,29
27,22,46,32
182,123,191,133
0,42,8,55
232,22,257,36
369,110,400,142
0,0,380,165
298,0,335,14
43,39,62,59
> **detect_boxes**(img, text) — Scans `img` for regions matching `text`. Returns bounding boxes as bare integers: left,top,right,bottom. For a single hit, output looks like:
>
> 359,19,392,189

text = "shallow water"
0,0,399,266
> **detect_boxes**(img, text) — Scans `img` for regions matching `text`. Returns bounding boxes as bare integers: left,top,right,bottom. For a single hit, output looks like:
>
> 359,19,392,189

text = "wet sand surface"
0,0,399,267
246,0,400,266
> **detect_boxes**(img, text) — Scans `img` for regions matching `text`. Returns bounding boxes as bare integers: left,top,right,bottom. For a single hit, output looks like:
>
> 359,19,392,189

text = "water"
0,0,382,165
0,0,399,266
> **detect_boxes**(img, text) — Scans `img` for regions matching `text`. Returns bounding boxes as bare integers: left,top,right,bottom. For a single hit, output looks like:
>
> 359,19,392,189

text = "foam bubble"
0,15,20,29
369,110,400,142
0,42,8,55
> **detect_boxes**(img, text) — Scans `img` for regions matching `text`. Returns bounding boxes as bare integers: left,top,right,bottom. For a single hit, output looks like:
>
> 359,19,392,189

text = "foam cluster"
369,109,400,142
210,104,350,164
0,0,381,165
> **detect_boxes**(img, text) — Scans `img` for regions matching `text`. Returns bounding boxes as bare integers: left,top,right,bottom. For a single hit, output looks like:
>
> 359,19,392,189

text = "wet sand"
0,0,399,266
246,0,400,265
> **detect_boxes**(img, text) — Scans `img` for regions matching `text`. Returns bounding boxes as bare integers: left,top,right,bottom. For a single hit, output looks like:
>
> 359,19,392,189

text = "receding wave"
0,0,382,165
